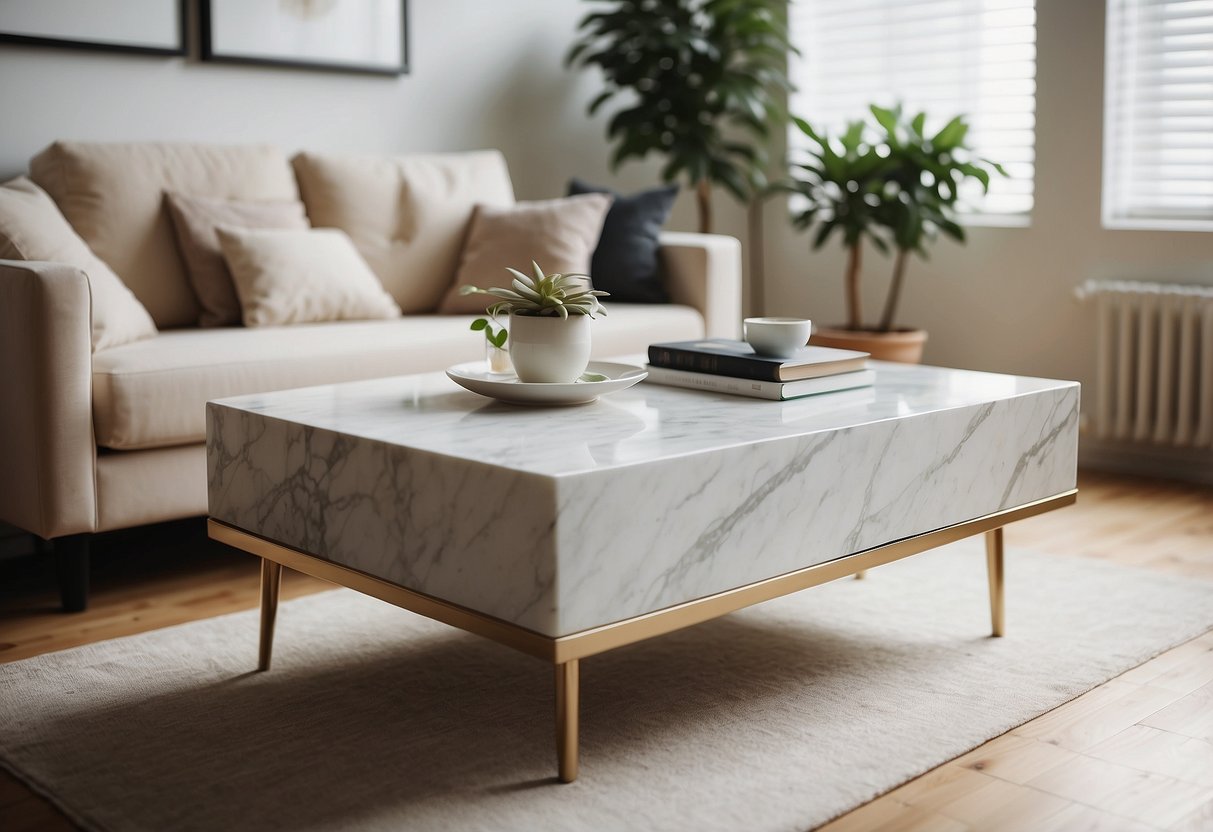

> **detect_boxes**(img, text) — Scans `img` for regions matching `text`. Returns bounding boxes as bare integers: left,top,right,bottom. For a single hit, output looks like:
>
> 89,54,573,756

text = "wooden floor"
1,470,1211,831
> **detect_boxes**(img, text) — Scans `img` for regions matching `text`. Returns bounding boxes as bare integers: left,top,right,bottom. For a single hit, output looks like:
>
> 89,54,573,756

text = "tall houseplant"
566,0,792,234
785,105,1005,361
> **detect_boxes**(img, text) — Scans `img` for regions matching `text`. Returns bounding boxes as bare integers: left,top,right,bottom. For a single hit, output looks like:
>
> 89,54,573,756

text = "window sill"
1102,218,1213,233
958,213,1032,229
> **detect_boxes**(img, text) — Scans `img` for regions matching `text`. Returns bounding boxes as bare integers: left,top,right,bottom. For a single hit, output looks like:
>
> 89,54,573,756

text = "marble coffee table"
207,360,1079,782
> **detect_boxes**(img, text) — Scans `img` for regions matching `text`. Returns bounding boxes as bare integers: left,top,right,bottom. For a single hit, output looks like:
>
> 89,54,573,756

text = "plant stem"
845,242,862,330
696,179,713,234
879,248,910,332
746,198,765,315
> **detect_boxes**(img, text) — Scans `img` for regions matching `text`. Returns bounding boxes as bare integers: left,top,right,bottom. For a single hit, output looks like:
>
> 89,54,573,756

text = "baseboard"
1080,434,1213,486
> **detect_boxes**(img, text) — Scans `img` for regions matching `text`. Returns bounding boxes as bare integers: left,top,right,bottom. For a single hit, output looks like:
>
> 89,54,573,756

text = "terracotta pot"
809,326,928,364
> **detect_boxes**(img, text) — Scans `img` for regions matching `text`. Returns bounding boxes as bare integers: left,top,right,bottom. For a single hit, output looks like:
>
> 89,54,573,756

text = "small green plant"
460,261,609,321
470,317,508,349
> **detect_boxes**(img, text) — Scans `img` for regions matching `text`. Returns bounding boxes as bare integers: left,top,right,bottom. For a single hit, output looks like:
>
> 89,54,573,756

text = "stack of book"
646,338,873,401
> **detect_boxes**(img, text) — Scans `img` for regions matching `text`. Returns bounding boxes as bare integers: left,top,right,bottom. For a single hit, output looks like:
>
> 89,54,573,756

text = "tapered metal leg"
555,659,580,783
985,527,1005,637
854,569,867,580
258,559,283,670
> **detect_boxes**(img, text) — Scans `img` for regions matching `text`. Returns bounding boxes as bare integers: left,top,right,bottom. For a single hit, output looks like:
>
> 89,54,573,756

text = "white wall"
0,0,749,242
764,0,1213,393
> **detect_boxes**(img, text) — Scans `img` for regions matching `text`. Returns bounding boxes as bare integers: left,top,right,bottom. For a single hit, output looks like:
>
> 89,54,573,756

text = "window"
787,0,1037,223
1104,0,1213,230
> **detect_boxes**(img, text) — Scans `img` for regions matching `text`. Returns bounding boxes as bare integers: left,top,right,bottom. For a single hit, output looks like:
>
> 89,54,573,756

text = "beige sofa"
0,141,741,610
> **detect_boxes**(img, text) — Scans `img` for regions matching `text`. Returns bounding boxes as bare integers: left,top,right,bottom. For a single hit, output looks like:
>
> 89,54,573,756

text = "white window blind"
1104,0,1213,230
788,0,1037,221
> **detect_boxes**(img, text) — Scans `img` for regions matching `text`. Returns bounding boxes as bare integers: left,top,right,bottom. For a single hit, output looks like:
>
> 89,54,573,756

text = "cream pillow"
0,177,157,352
438,193,613,315
216,226,401,327
166,192,310,327
292,150,515,313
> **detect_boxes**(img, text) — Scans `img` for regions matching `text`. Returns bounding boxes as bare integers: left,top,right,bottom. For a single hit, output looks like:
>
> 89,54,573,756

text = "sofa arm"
0,260,96,538
658,231,742,339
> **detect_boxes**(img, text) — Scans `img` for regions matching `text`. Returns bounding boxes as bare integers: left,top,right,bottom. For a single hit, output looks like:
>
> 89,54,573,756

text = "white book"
644,365,876,401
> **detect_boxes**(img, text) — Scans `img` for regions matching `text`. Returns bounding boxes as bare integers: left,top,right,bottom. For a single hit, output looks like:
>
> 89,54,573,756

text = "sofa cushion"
90,306,705,450
0,177,158,352
439,194,613,315
217,226,401,326
568,178,678,304
30,142,300,328
166,192,310,327
292,150,515,314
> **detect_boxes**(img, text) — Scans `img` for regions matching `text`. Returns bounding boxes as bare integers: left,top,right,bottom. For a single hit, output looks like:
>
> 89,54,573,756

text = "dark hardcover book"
648,338,869,382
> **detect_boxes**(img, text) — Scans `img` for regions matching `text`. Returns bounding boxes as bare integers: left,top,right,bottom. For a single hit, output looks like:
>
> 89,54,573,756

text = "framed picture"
200,0,408,77
0,0,185,56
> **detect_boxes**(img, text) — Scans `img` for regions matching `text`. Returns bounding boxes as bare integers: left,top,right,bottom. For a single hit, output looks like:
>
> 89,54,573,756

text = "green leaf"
792,116,823,145
870,104,898,136
587,89,615,116
470,318,488,331
811,219,836,249
505,267,536,290
564,41,591,68
841,120,865,153
957,162,991,192
932,116,969,150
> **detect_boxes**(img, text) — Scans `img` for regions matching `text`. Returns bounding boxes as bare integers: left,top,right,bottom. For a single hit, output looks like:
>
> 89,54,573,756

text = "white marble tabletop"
209,357,1074,477
208,357,1079,637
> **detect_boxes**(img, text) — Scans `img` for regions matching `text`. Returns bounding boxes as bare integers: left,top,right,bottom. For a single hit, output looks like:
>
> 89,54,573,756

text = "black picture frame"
0,0,186,57
200,0,409,77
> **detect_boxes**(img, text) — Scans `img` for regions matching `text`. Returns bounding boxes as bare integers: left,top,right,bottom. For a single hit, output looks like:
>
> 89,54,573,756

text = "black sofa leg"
54,534,90,612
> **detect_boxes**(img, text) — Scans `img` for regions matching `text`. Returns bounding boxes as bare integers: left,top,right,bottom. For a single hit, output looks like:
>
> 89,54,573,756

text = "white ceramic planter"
508,313,591,383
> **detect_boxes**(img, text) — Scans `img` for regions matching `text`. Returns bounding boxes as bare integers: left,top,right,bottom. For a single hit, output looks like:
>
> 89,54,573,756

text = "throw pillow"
292,150,516,313
216,227,401,327
166,192,309,327
438,193,613,315
568,178,678,304
0,177,157,352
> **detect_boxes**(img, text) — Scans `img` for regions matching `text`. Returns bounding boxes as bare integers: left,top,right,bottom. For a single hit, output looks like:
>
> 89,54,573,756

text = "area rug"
3,540,1212,832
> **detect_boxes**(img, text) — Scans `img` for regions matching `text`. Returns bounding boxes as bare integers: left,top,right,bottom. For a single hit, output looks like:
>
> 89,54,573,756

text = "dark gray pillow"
567,178,678,304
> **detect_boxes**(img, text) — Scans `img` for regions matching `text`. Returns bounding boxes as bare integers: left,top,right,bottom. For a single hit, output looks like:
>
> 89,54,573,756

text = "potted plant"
460,262,609,383
783,105,1005,362
566,0,792,234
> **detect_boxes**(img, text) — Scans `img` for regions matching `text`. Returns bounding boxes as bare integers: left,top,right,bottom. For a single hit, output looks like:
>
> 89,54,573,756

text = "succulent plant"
460,261,609,321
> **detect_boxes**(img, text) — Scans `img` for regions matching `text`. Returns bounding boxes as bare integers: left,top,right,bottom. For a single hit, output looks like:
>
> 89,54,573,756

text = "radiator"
1077,280,1213,448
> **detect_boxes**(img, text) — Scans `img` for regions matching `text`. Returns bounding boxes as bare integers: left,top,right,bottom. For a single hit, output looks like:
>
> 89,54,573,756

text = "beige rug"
3,539,1212,832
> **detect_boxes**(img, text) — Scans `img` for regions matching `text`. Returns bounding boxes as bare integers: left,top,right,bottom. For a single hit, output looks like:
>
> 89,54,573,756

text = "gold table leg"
854,569,867,580
555,659,580,783
985,527,1005,637
258,559,282,670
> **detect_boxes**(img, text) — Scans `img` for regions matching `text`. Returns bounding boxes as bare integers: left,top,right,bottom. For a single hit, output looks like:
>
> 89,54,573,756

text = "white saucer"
446,361,648,406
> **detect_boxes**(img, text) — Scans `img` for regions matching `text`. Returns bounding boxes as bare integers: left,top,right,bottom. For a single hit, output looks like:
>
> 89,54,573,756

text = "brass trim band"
210,487,1076,783
209,488,1075,663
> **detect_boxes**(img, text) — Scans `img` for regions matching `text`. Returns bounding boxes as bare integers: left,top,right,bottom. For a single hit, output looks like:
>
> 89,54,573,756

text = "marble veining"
208,359,1079,637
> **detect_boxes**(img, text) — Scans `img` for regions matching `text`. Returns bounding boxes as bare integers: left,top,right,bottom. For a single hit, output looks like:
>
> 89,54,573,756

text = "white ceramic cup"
743,317,812,359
